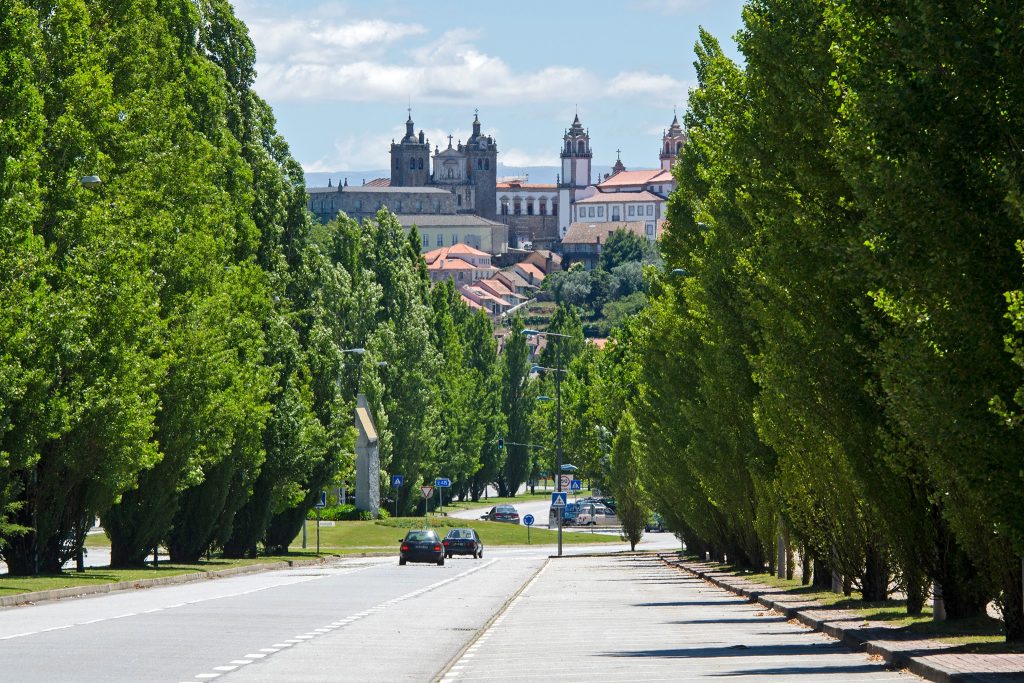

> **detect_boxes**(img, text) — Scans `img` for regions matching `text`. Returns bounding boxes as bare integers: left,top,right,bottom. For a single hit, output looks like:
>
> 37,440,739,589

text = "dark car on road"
443,528,484,558
481,505,520,524
399,529,445,566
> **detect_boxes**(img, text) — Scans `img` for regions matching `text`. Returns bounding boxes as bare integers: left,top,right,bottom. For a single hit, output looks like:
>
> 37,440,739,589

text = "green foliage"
611,412,648,551
599,229,649,270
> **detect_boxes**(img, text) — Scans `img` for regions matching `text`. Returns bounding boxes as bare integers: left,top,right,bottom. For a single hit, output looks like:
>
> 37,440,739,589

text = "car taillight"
433,545,441,551
443,541,450,546
401,545,409,551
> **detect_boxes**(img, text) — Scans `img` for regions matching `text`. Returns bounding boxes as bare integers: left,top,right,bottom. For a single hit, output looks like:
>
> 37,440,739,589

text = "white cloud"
247,18,427,65
608,71,690,101
500,148,559,168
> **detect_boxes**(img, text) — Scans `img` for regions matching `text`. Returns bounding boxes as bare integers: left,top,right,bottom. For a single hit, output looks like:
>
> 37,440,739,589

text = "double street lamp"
522,328,572,557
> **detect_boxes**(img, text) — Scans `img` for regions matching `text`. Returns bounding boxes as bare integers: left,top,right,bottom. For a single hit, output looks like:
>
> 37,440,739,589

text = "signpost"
434,477,451,515
313,491,327,555
421,485,434,525
391,475,404,518
523,513,535,544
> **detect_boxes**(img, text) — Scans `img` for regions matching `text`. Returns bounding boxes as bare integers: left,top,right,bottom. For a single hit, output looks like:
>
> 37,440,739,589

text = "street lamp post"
522,328,575,558
534,364,567,557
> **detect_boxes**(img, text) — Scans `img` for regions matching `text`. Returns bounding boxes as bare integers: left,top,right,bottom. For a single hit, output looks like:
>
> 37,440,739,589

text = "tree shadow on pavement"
602,641,847,658
634,599,750,607
667,616,788,625
707,664,901,677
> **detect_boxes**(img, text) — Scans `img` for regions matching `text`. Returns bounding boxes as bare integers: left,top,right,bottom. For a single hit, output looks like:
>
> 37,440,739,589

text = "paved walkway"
438,553,917,681
668,557,1024,683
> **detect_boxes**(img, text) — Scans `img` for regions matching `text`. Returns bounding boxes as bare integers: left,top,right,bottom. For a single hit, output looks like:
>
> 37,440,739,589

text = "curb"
0,555,341,609
659,555,992,683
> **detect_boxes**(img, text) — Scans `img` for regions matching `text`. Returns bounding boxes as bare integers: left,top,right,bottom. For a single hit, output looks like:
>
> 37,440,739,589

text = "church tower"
660,112,687,172
390,110,431,187
558,114,592,237
465,111,498,219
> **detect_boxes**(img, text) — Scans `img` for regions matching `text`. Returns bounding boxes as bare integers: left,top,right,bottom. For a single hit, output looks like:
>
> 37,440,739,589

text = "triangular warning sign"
420,485,434,499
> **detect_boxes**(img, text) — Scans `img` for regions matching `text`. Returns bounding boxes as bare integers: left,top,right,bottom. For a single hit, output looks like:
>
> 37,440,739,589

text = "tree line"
0,0,545,574
575,0,1024,642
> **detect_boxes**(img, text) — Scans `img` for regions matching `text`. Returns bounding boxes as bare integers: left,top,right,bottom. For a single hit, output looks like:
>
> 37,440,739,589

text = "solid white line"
0,631,37,640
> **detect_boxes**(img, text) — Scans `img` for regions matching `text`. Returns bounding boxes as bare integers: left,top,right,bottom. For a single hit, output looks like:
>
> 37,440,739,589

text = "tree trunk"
812,556,832,590
801,547,811,585
862,543,889,602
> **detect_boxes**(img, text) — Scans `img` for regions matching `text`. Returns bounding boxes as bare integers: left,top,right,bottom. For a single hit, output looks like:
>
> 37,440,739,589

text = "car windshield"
446,529,474,539
405,530,437,542
496,506,516,513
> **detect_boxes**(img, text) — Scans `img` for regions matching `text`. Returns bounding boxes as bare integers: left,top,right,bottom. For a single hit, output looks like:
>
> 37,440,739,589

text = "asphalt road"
0,545,921,682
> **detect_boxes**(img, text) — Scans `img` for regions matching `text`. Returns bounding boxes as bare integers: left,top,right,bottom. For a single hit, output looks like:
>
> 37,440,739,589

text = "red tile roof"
428,257,476,271
597,169,672,188
364,178,391,187
576,190,664,204
515,262,546,281
446,243,491,257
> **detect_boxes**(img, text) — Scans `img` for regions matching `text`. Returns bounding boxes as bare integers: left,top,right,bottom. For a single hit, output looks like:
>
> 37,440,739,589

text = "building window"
355,200,362,210
628,205,635,216
395,159,399,169
598,206,604,217
501,200,509,215
612,210,620,221
409,159,415,170
477,159,483,169
647,205,653,216
422,234,428,247
437,234,443,246
552,202,557,216
484,159,490,170
647,222,655,235
418,158,424,170
395,201,402,212
514,200,521,215
416,200,423,211
457,195,462,206
587,207,594,217
527,201,534,215
577,140,585,154
452,234,458,245
539,199,547,215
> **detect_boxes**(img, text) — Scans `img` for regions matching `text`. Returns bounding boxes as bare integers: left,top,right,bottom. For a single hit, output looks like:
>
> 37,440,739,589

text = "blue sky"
231,0,747,178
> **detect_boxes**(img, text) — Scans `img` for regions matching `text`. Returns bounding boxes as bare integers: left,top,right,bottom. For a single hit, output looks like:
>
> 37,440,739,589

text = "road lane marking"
433,559,549,683
189,558,502,682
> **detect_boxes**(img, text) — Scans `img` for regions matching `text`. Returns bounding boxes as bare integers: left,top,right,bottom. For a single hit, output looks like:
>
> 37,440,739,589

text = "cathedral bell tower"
558,114,592,237
465,110,498,219
390,109,431,187
660,112,687,172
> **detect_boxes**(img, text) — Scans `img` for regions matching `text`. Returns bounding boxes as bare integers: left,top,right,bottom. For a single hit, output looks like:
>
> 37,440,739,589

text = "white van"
575,503,619,527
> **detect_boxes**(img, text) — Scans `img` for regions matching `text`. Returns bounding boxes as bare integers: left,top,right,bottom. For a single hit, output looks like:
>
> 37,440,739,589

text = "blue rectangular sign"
435,477,452,488
391,474,404,488
569,479,582,491
314,490,327,509
551,491,567,508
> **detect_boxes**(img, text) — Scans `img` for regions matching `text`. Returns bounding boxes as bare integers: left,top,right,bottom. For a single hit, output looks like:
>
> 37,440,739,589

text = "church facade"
305,110,685,256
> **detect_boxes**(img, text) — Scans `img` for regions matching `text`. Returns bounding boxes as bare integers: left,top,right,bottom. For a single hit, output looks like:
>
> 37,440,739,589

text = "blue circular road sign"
523,514,535,526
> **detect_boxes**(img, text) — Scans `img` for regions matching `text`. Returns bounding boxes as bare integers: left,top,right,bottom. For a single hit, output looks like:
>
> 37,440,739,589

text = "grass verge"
690,557,1010,649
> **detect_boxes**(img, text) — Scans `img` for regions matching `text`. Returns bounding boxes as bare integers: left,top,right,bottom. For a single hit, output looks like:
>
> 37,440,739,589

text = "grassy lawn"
705,560,1008,648
299,517,621,550
0,553,312,597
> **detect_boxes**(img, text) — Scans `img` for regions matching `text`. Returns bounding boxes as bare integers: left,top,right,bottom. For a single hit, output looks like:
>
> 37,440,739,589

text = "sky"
231,0,747,180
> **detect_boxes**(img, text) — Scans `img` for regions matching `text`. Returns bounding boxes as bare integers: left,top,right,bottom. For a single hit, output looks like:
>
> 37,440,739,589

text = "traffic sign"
391,474,405,488
559,474,571,490
314,490,327,509
434,477,452,488
523,514,535,526
551,491,567,508
570,479,582,492
420,485,434,499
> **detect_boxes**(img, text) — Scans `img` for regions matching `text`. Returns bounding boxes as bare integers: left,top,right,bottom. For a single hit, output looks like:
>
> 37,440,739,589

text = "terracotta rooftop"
364,178,391,187
446,243,491,257
597,169,673,188
515,262,546,281
427,258,476,271
562,220,657,244
576,190,664,204
423,244,493,264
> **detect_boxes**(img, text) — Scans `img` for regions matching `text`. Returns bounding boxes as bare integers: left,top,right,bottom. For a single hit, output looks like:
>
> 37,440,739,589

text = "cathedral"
305,110,686,257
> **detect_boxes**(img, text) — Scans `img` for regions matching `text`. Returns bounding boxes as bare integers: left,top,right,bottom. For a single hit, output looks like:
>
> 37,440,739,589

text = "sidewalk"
665,556,1024,682
437,553,917,681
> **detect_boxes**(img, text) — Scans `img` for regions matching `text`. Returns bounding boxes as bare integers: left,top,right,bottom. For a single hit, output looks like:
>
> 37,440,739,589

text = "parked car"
443,528,484,558
548,502,580,528
645,512,665,532
399,529,445,566
575,502,619,527
481,505,520,524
